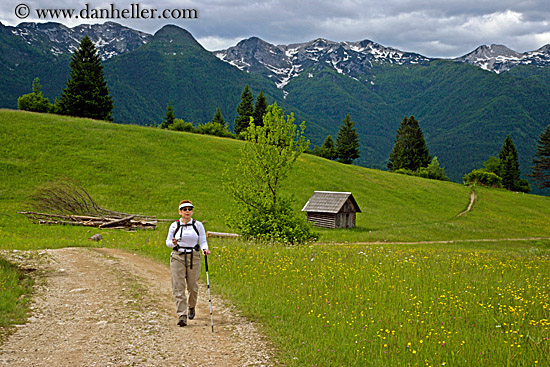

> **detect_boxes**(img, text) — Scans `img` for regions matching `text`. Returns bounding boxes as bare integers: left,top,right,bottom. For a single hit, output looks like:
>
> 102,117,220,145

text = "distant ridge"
214,37,430,88
215,37,550,87
455,44,550,73
7,21,150,59
5,21,549,73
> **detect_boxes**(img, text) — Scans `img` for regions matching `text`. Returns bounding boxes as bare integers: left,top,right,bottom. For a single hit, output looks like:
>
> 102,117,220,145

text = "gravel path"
0,247,276,366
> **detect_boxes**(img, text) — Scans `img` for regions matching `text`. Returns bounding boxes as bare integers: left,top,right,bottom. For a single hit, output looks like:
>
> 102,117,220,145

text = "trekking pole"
204,253,214,332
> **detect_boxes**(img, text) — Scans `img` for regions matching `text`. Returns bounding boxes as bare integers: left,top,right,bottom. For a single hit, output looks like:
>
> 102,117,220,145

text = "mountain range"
9,21,151,59
1,21,549,193
215,37,550,87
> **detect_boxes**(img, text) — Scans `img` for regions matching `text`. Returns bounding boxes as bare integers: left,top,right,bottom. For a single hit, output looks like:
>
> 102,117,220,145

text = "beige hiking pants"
170,250,201,317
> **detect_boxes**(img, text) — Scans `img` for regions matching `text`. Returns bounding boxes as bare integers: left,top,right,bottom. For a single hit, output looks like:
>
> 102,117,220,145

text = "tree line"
312,114,360,165
158,84,268,140
462,130,550,193
383,115,550,193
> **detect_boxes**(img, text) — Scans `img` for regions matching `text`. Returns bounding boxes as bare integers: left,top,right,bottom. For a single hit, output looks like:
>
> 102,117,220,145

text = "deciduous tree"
194,107,233,138
417,157,448,181
17,77,52,113
223,103,313,243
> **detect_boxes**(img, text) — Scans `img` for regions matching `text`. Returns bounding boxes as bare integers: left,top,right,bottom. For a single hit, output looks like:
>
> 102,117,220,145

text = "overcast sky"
2,0,550,57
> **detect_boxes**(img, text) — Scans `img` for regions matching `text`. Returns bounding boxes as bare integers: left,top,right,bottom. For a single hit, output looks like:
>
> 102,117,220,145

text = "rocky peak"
215,37,430,89
455,44,550,73
9,21,151,59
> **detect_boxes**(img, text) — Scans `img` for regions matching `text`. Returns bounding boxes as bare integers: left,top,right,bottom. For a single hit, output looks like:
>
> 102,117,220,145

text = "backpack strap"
172,220,182,239
191,219,199,238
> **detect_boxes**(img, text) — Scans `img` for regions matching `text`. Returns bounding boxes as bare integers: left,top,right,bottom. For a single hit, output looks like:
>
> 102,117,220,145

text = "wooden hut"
301,191,361,229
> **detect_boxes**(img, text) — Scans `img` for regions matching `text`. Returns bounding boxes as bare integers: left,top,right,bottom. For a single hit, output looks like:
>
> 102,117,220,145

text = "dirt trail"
456,190,477,217
0,247,275,366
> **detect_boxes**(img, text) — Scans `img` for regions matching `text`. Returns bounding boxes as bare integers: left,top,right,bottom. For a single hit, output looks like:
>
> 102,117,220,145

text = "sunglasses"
180,207,194,212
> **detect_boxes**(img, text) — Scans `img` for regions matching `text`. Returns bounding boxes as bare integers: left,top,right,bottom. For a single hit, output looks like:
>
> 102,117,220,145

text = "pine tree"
314,135,338,160
388,115,431,171
234,85,254,136
195,107,233,138
529,125,550,189
335,114,360,164
498,135,530,192
211,107,225,127
160,101,176,129
253,90,267,127
57,36,113,121
498,135,521,190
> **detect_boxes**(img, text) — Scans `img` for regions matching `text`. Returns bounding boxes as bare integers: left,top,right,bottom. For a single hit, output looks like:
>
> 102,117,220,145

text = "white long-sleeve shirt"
166,219,209,253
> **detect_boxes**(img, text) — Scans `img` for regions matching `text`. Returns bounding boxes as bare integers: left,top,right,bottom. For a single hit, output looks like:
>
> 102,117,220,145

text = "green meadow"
1,109,549,365
213,240,550,366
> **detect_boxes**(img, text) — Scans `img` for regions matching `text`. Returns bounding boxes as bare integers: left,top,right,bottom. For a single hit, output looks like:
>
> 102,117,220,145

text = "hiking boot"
177,315,187,327
188,307,195,320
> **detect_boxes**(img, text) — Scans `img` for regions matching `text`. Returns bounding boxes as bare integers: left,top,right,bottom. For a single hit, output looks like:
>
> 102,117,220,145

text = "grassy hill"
1,108,549,250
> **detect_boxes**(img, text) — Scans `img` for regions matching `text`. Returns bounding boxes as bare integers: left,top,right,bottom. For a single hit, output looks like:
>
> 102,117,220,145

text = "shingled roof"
301,191,361,214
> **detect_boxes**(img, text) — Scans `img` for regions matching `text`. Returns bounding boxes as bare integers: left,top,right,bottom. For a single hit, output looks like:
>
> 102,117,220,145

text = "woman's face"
179,206,193,220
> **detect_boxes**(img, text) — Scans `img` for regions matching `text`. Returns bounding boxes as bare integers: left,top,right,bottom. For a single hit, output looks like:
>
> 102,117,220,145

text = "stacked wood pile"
18,211,157,230
19,180,158,230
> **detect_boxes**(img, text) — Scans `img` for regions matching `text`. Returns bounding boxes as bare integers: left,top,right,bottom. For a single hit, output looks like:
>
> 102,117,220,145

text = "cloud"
462,10,524,38
196,35,244,51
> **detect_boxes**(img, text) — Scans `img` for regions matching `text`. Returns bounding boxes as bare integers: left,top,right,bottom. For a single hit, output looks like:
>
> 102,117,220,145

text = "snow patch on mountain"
6,21,550,82
10,21,151,60
216,37,550,89
455,44,550,73
214,37,430,90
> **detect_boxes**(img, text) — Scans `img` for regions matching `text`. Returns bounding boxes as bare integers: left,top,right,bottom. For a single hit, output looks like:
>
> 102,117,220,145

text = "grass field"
0,255,34,342
208,239,550,366
1,109,549,365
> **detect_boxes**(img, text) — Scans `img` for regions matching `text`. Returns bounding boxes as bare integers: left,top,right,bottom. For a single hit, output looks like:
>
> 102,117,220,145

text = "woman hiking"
166,200,210,327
